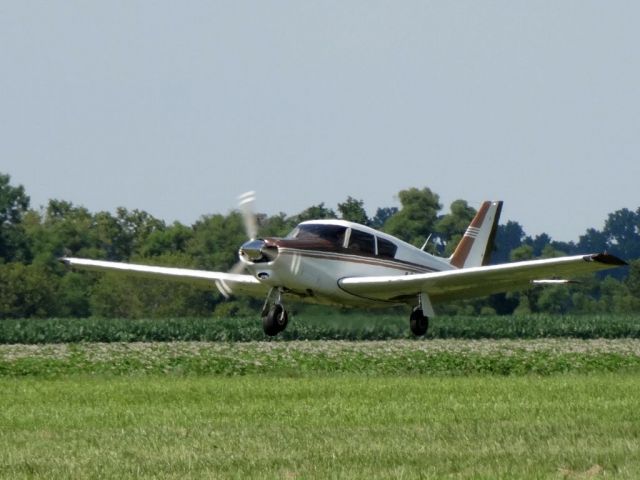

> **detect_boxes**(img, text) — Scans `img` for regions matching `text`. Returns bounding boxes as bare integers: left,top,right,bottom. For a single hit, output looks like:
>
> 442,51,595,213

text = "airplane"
61,194,627,336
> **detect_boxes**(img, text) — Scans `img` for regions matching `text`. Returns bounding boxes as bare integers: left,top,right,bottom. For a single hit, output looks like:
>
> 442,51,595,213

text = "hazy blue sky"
2,1,639,241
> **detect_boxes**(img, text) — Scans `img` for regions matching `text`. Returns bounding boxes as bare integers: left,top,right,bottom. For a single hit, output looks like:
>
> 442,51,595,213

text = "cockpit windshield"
286,224,347,248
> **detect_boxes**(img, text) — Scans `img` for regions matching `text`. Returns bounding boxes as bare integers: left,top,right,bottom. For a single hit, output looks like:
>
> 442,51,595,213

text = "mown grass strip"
1,374,639,479
2,339,640,377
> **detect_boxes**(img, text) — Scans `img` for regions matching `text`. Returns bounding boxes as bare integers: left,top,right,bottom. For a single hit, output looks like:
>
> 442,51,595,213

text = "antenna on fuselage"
420,234,433,252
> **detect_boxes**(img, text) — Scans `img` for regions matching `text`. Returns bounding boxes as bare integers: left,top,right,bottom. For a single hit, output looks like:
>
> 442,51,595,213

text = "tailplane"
449,201,503,268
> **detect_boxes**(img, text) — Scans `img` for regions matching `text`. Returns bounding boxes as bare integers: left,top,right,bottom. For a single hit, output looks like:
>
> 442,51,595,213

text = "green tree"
578,228,608,254
0,173,30,262
603,208,640,260
114,208,165,259
57,271,93,317
337,196,369,225
187,212,246,271
140,221,193,257
90,253,216,318
383,187,441,247
510,244,534,262
289,203,336,224
370,207,398,229
626,260,640,298
0,263,60,318
259,213,293,238
536,286,572,314
435,199,476,256
32,200,96,262
493,221,526,265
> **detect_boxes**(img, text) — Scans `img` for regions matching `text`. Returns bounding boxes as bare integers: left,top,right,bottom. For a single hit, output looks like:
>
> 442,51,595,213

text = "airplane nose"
239,239,278,263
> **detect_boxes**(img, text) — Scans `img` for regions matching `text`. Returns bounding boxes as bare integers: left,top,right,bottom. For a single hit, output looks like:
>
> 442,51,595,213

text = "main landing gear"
261,288,289,336
409,306,429,336
409,293,433,336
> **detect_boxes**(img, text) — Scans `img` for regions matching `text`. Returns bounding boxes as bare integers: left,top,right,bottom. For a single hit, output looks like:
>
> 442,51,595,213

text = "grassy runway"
2,340,640,478
1,374,639,479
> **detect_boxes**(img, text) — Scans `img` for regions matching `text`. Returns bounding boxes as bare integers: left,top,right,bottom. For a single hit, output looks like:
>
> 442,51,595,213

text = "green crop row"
1,313,640,344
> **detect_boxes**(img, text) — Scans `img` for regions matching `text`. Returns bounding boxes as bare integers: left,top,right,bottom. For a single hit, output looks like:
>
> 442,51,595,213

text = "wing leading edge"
60,257,269,297
339,253,627,304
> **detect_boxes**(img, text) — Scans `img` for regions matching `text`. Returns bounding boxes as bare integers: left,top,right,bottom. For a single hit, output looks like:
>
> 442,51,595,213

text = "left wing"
60,257,269,298
339,253,627,304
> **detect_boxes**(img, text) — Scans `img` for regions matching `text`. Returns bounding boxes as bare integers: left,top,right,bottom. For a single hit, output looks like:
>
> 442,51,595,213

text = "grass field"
1,340,640,478
1,374,639,479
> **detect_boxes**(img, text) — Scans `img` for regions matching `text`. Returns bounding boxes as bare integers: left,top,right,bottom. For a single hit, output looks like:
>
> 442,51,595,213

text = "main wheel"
410,307,429,336
262,304,288,336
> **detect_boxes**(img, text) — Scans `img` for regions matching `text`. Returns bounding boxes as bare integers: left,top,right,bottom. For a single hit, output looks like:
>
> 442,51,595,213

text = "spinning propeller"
215,191,278,298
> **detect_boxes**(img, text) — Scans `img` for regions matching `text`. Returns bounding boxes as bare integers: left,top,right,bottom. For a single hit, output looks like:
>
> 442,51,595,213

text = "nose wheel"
261,288,289,336
262,304,288,336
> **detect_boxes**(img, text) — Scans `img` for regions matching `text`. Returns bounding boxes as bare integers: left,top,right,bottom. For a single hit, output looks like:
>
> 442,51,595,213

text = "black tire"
263,304,287,336
410,307,429,336
277,309,289,332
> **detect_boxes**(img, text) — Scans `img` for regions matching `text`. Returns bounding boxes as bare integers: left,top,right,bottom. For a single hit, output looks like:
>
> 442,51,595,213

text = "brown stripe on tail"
449,201,503,268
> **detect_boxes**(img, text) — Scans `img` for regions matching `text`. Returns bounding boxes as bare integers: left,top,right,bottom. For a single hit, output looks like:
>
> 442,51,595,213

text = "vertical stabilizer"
449,201,503,268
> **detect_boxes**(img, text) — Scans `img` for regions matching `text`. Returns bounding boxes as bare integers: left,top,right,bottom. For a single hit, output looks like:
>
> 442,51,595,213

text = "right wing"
339,253,627,304
60,257,269,298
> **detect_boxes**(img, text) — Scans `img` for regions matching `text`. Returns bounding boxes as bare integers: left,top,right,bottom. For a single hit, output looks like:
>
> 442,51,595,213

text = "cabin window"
377,237,397,258
348,229,375,255
287,224,347,248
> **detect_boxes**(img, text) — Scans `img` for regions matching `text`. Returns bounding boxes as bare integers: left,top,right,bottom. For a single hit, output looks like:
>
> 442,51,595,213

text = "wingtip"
585,253,628,267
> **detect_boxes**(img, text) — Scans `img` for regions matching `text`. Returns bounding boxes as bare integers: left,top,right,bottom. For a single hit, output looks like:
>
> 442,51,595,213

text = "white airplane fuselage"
239,219,454,307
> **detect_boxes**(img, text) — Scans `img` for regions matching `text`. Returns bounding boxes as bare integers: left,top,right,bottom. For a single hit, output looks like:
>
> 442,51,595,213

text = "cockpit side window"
377,237,398,258
348,229,375,255
287,224,347,248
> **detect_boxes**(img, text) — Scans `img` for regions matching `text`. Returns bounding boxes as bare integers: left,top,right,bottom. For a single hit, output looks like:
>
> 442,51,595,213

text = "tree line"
1,172,638,319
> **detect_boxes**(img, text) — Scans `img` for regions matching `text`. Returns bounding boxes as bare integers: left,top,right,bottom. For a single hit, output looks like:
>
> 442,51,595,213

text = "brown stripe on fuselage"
266,238,440,273
278,247,437,274
449,201,491,268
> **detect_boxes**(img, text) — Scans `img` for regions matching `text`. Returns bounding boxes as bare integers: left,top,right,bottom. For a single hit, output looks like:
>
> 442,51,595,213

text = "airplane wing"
60,257,269,298
339,253,627,304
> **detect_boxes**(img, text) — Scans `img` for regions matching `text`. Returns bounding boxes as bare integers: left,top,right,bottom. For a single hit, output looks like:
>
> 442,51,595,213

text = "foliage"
383,187,441,248
337,196,369,225
434,199,476,255
0,173,30,262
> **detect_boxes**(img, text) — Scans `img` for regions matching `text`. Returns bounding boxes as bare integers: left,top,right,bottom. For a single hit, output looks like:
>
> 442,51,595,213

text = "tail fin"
449,201,503,268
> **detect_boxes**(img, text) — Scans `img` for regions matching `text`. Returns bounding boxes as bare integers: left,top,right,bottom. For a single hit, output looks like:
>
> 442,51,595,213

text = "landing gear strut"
409,306,429,336
261,288,289,336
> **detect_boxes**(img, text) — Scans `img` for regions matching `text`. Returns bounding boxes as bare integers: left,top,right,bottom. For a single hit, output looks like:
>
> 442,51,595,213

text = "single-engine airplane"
62,194,627,336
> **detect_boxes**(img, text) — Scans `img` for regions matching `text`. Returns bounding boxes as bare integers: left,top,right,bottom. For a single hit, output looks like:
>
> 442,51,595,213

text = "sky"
2,1,639,242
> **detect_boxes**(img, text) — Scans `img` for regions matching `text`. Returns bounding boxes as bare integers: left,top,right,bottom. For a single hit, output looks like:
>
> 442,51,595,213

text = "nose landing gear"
261,288,289,336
